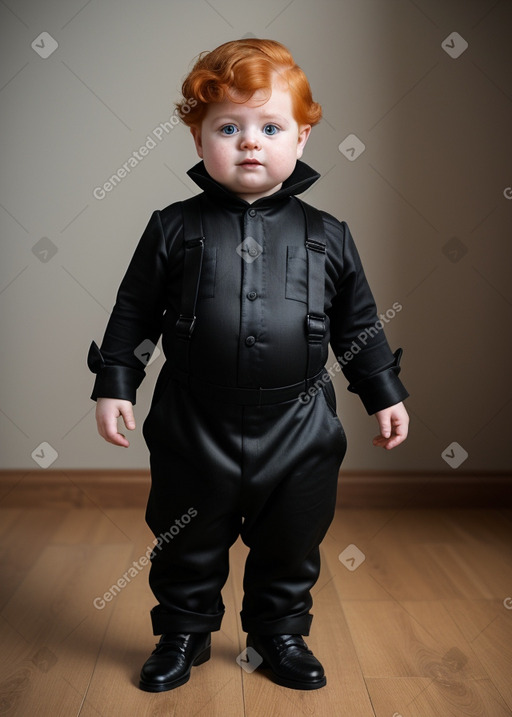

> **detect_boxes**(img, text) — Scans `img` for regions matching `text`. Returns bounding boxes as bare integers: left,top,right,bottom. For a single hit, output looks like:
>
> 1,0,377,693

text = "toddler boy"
89,38,409,692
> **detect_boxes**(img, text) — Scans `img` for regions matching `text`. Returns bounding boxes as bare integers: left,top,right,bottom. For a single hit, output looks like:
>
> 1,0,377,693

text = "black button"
248,209,257,217
245,336,256,346
247,291,257,300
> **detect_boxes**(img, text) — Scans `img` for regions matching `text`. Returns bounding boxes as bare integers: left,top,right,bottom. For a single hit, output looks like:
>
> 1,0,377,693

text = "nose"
240,131,261,150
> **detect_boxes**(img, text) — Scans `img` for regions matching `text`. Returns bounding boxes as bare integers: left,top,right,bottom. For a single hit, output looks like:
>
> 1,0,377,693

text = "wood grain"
0,506,511,716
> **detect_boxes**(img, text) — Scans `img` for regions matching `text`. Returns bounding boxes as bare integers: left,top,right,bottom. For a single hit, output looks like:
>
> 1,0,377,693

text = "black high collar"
186,159,320,208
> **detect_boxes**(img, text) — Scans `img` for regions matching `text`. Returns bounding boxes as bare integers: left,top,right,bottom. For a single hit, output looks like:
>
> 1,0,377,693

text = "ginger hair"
176,38,322,128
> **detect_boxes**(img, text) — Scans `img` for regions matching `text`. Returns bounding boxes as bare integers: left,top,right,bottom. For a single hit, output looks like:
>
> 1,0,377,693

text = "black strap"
296,199,327,385
175,194,205,375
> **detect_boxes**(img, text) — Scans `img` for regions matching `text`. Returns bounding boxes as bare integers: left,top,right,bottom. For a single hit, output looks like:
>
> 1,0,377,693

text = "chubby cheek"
203,151,236,184
206,151,233,182
272,148,299,178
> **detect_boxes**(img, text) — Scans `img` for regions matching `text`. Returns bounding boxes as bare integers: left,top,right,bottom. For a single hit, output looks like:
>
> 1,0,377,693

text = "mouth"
238,159,262,167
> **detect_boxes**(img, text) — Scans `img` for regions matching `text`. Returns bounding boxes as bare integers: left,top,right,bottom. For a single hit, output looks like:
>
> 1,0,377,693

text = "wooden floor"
1,506,511,716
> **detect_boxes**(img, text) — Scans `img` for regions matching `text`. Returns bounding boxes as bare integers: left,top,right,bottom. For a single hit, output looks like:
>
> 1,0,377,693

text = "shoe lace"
276,635,312,656
153,633,190,655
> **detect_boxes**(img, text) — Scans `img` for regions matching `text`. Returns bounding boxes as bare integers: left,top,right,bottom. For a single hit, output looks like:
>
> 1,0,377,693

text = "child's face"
190,77,311,202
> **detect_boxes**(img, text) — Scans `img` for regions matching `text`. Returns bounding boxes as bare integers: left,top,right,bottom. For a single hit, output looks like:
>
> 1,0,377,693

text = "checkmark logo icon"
31,442,58,469
442,32,468,59
31,32,58,59
236,647,263,673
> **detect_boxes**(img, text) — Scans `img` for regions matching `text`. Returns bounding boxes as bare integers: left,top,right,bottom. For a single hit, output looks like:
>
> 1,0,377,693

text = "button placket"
239,208,264,384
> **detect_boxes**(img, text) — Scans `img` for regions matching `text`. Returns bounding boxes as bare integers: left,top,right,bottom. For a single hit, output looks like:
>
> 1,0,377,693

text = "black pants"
142,371,347,636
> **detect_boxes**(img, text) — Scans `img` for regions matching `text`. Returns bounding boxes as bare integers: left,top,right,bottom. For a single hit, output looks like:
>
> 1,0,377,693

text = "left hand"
373,402,409,450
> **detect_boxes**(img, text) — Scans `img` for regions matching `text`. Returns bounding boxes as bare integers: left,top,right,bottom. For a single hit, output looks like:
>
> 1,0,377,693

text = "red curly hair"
176,38,322,128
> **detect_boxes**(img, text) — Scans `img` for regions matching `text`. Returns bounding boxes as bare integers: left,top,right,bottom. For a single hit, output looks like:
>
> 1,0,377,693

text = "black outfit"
88,160,408,637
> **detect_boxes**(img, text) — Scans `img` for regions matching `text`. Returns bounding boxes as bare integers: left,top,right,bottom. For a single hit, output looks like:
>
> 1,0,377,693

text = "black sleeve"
87,209,172,404
326,220,409,414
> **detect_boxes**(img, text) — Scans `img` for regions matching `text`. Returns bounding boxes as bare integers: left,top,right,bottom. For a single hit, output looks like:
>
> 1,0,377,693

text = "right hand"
95,398,136,447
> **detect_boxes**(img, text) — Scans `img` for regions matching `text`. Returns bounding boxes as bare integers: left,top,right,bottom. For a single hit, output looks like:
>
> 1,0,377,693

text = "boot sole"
138,644,211,693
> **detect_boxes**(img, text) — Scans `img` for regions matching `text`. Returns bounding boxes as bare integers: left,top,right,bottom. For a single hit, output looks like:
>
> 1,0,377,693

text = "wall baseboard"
336,471,512,508
0,470,510,509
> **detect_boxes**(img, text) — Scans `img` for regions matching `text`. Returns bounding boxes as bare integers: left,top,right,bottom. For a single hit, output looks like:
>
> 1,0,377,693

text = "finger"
109,432,130,448
380,422,408,450
392,420,409,443
378,418,392,439
373,425,391,444
100,413,130,447
120,405,136,431
383,435,402,450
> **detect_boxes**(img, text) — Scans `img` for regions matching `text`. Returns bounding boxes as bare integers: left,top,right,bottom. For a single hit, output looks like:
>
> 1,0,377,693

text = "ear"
296,124,311,159
190,126,203,158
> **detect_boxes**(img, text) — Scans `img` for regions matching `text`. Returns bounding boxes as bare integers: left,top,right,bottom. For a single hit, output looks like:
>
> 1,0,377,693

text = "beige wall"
1,0,511,472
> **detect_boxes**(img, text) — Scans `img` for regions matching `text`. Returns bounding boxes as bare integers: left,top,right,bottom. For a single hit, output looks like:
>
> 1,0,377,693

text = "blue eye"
221,124,238,135
263,124,279,136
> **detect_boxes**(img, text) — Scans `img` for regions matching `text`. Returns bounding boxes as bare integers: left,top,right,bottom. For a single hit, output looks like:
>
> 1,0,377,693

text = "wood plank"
0,508,69,610
0,541,132,715
49,507,149,546
469,610,512,711
398,601,488,679
324,508,512,602
321,522,393,601
441,596,512,709
366,676,512,717
441,598,506,644
444,509,512,549
424,541,512,599
0,508,22,539
341,599,443,678
0,633,86,717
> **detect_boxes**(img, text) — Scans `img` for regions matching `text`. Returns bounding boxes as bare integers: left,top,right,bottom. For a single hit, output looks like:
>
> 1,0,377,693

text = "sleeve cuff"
347,348,409,415
87,341,144,404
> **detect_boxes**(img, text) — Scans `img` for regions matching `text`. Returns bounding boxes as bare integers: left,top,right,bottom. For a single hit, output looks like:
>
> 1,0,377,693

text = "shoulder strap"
175,194,205,375
296,199,327,383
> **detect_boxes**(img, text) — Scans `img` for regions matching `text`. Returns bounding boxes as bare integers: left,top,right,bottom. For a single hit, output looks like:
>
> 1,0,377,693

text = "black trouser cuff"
150,605,224,635
241,612,313,636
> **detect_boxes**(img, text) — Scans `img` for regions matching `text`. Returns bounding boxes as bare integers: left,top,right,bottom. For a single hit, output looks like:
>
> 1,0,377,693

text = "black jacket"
88,160,408,414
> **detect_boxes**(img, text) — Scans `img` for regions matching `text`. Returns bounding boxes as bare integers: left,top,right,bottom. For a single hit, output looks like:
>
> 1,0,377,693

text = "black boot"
246,634,326,690
139,632,211,692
